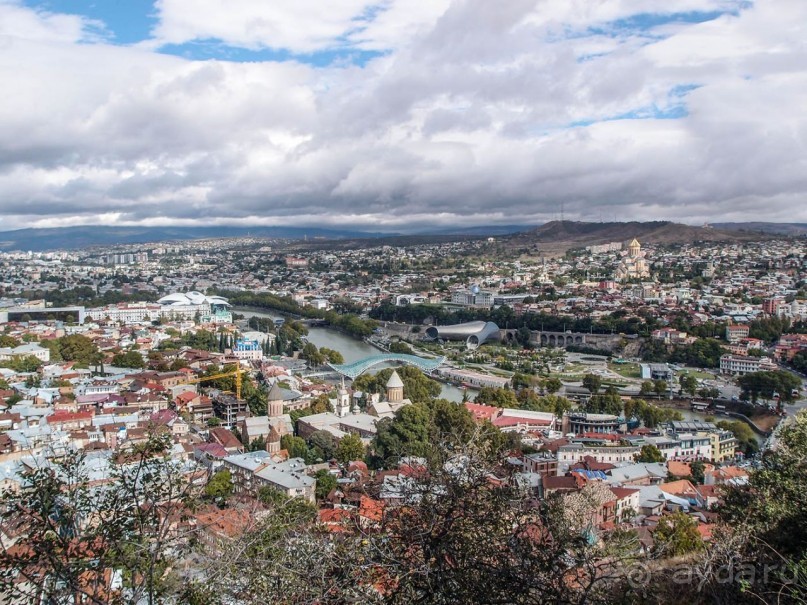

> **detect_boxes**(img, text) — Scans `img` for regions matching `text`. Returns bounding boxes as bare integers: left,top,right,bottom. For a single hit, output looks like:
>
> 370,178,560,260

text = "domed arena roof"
157,292,231,306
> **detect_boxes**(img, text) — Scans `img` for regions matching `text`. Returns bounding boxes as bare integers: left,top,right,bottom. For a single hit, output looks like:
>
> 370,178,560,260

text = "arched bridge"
328,354,447,380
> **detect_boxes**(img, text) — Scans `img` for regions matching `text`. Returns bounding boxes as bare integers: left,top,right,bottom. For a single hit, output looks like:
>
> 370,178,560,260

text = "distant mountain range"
0,225,391,252
0,221,799,252
712,222,807,236
504,220,780,255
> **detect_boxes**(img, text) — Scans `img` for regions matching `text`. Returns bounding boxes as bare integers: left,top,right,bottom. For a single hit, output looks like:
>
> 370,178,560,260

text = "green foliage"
0,354,43,373
474,386,519,408
205,469,234,503
690,460,705,484
0,433,198,604
623,398,682,428
698,386,720,399
669,338,726,368
308,430,338,462
372,398,484,467
314,469,337,500
653,379,668,397
319,347,344,364
388,341,413,355
0,335,20,348
517,392,573,417
280,434,309,460
652,511,704,557
678,373,698,396
289,393,333,425
792,350,807,374
635,444,665,463
335,432,365,464
748,316,791,344
582,373,602,394
300,342,325,366
55,334,100,367
180,329,219,352
540,376,562,394
585,390,623,415
737,370,801,403
720,412,807,581
716,420,758,456
111,350,145,368
353,366,441,404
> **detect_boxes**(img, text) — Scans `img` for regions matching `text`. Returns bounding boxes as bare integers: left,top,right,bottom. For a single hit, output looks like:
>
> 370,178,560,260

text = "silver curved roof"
157,292,230,307
425,321,500,349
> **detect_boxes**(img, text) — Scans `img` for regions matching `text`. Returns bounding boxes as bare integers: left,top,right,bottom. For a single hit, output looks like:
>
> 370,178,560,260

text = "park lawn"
608,362,642,379
602,380,629,389
680,369,715,380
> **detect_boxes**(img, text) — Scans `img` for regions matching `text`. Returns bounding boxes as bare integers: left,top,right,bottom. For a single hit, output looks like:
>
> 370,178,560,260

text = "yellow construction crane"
184,366,245,400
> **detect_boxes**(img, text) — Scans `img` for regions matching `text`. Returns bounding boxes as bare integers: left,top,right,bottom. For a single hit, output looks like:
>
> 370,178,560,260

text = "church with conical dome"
615,238,650,281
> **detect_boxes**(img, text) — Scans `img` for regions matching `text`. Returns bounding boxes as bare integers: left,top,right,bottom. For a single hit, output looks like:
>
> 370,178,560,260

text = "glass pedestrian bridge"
328,353,447,380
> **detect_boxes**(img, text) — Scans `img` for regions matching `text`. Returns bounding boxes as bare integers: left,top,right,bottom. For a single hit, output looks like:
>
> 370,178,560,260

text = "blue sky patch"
158,41,387,67
26,0,157,44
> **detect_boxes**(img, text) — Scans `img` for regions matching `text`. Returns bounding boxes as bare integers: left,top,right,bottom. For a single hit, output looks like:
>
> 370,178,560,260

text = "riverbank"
235,307,470,402
652,397,777,436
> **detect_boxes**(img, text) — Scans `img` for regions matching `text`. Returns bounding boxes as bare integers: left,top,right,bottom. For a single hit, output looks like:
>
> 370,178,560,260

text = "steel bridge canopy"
327,353,447,380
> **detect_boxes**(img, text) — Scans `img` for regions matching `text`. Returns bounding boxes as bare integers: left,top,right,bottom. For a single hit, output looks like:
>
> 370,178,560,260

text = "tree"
280,434,308,460
474,386,519,408
308,430,338,461
653,379,668,398
1,354,43,373
639,380,655,397
111,350,145,369
388,341,413,355
56,334,100,367
205,469,234,504
792,350,807,374
586,390,623,415
698,386,720,399
353,366,441,404
582,373,602,394
653,511,704,557
335,432,365,464
716,419,758,456
319,347,344,364
716,411,807,602
511,372,532,391
314,469,337,500
300,342,325,366
690,459,705,484
679,373,698,396
635,444,665,463
542,376,562,394
372,399,480,468
0,335,20,348
0,432,201,605
737,370,801,404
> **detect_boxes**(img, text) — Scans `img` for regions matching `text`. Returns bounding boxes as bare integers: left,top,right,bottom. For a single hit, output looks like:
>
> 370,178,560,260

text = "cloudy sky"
0,0,805,232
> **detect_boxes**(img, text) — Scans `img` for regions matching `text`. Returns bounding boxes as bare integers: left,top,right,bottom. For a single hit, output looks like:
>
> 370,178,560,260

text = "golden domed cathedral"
615,238,650,281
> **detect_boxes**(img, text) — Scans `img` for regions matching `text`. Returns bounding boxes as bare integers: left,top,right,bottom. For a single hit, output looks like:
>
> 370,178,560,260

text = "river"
234,307,469,402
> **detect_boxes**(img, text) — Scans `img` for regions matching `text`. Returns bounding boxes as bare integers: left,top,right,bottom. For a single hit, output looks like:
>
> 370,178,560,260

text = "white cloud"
0,0,806,232
0,0,105,44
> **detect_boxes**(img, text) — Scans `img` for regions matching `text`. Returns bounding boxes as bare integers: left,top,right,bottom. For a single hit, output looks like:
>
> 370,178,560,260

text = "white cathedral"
614,238,650,281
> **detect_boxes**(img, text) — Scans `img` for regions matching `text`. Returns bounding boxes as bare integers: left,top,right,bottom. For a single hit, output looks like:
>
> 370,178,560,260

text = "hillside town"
0,231,806,603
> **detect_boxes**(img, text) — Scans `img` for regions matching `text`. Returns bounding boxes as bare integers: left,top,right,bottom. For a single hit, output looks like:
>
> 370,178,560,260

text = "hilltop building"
614,239,650,281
